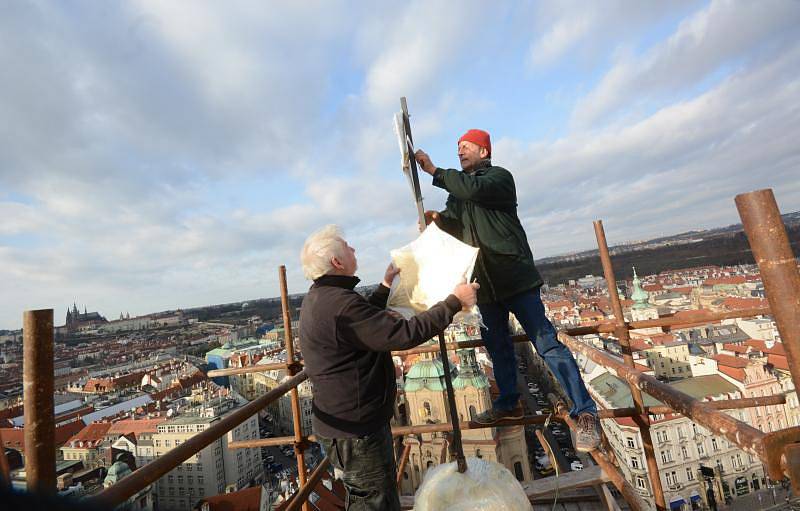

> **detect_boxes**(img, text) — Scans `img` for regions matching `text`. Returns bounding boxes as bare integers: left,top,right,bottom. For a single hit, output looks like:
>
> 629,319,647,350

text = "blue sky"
2,0,799,330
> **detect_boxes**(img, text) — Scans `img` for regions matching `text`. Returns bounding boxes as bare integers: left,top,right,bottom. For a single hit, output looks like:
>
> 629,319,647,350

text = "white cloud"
527,0,699,69
501,40,800,256
1,2,799,329
572,0,800,127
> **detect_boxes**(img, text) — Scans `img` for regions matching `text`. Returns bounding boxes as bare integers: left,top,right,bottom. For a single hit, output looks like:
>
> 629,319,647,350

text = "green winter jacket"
432,161,543,304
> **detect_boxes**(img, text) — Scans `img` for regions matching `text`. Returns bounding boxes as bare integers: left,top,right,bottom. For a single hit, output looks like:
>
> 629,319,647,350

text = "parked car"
571,460,584,471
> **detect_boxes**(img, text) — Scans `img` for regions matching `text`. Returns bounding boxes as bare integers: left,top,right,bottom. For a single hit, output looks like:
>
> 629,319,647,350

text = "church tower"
399,335,531,494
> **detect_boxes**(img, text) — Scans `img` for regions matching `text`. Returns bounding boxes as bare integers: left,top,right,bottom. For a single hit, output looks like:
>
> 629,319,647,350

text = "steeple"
452,348,489,390
631,267,650,310
404,340,456,393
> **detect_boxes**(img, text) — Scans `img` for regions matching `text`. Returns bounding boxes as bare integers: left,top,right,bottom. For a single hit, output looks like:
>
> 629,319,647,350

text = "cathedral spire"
631,267,650,310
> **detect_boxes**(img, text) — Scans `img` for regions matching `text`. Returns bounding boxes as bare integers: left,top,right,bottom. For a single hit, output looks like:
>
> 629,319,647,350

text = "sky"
2,0,799,330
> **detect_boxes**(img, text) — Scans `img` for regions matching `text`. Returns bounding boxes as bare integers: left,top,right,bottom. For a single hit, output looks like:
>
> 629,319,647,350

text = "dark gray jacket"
299,274,461,438
433,161,543,303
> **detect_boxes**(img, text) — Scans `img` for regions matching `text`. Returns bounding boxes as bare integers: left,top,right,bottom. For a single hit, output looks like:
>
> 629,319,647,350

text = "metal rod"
0,423,12,488
92,370,308,505
437,333,467,472
207,304,772,378
207,361,291,378
535,429,561,473
280,265,310,511
229,414,557,449
395,336,529,356
628,307,770,330
560,413,647,511
735,189,800,402
396,443,412,488
285,456,331,511
558,331,768,455
594,220,667,511
597,395,786,418
23,309,55,494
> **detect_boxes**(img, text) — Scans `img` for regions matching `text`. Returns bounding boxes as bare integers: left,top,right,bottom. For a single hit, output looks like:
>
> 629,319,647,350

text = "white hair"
300,224,347,280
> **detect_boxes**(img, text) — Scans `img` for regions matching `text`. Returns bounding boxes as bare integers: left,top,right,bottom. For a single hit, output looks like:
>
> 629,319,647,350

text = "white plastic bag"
387,223,483,328
413,457,530,511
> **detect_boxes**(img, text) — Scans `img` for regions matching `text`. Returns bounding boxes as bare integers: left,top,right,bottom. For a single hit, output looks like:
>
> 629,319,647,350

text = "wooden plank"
522,465,610,499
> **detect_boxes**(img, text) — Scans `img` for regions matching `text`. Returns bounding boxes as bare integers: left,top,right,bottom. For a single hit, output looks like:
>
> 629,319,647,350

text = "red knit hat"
458,129,491,156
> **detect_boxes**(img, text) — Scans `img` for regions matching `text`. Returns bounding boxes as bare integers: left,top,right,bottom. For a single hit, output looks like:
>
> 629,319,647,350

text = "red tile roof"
200,485,262,511
107,417,166,438
65,422,113,448
712,354,751,368
649,334,676,346
704,276,746,286
719,366,746,382
721,297,768,311
1,420,85,451
744,339,786,356
722,343,750,354
768,354,789,371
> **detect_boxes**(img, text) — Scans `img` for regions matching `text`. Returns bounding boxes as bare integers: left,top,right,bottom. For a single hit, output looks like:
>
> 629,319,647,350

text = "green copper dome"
405,358,456,392
630,267,650,310
452,349,489,390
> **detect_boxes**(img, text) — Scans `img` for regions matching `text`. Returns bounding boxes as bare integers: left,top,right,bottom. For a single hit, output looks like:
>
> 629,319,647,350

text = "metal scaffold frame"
9,188,798,511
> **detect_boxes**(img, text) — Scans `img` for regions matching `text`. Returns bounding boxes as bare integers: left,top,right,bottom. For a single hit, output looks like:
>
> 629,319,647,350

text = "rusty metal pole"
396,443,412,488
438,334,467,472
561,413,648,511
594,221,667,511
0,429,11,488
735,189,800,395
280,265,310,511
23,309,55,494
285,456,331,511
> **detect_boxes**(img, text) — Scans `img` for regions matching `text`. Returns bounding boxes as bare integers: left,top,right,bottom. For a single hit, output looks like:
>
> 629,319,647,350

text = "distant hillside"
157,212,800,323
536,212,800,285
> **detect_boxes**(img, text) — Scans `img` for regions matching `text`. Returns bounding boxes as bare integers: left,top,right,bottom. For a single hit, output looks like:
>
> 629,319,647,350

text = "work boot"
575,412,601,452
473,406,524,425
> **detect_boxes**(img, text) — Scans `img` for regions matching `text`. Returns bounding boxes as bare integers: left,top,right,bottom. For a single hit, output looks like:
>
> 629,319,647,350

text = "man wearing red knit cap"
415,131,600,452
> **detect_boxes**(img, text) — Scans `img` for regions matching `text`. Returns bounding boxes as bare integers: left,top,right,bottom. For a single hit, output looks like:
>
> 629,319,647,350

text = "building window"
711,438,719,451
681,446,689,459
626,437,635,448
686,467,695,481
513,462,524,481
697,443,705,456
660,450,673,463
665,471,677,486
636,476,647,489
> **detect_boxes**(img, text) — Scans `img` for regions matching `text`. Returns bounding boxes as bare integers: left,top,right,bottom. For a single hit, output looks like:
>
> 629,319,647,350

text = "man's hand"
383,263,401,288
414,149,437,175
423,210,440,226
420,210,442,231
453,281,480,310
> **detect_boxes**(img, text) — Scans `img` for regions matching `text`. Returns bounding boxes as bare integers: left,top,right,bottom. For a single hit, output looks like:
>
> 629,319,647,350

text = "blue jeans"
479,287,597,417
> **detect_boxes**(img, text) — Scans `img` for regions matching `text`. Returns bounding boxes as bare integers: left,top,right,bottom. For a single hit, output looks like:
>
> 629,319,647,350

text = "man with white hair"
299,225,478,511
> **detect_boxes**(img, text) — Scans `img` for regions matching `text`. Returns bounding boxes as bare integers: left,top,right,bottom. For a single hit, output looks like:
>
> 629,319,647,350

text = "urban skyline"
3,1,800,332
